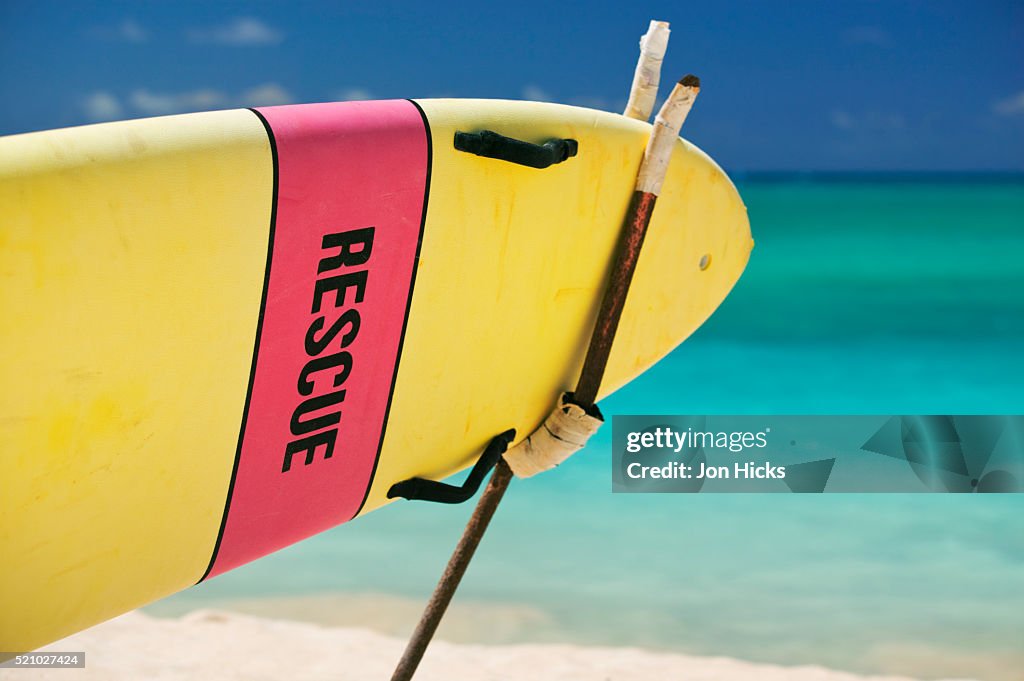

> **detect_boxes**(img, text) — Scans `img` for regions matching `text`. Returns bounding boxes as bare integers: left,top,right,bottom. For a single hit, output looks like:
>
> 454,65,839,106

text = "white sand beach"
10,610,977,681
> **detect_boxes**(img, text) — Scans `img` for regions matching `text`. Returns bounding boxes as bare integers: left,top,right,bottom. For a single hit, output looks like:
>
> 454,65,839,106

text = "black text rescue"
282,227,374,473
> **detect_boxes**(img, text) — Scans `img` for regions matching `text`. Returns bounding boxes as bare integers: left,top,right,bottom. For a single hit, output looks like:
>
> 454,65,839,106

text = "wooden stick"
389,50,698,681
623,21,670,122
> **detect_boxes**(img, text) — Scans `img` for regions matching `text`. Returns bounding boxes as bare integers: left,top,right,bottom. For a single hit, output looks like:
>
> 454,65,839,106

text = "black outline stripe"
350,99,433,519
198,107,279,583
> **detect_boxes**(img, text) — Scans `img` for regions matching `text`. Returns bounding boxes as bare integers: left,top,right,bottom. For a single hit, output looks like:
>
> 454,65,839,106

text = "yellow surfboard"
0,99,752,652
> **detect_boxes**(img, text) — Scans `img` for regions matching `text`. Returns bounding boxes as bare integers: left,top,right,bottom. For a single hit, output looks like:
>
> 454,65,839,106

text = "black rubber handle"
387,429,517,504
454,130,578,169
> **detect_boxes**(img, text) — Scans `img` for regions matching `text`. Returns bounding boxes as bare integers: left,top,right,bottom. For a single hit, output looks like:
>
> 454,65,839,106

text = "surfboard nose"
601,137,752,395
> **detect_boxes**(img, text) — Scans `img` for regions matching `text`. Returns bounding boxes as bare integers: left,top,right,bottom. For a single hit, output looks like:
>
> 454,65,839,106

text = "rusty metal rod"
572,189,657,407
389,459,513,681
390,186,661,681
390,72,701,681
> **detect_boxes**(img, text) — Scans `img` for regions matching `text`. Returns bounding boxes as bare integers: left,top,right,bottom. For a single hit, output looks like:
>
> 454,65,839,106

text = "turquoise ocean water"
151,178,1024,680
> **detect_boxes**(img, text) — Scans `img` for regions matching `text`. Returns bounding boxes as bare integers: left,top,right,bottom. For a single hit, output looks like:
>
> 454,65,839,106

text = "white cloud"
187,17,283,46
842,26,892,47
82,92,123,121
992,91,1024,117
90,19,148,43
241,83,294,107
521,85,552,102
831,109,905,132
336,88,374,101
830,110,856,131
113,84,294,116
118,19,148,43
130,88,229,115
80,84,295,121
568,96,612,112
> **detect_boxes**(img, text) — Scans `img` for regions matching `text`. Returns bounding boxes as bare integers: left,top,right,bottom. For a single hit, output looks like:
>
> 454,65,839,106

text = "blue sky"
0,0,1021,171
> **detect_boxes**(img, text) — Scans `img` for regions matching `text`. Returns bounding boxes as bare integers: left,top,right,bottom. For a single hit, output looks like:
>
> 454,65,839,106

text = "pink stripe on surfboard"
206,100,429,578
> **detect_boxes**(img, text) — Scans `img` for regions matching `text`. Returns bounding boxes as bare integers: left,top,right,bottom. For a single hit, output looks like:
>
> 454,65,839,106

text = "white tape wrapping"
504,393,604,478
623,21,670,122
635,80,699,195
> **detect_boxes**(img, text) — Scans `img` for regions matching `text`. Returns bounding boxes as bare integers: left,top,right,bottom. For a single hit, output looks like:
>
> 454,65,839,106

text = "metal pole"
390,168,672,681
389,460,513,680
390,28,698,681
